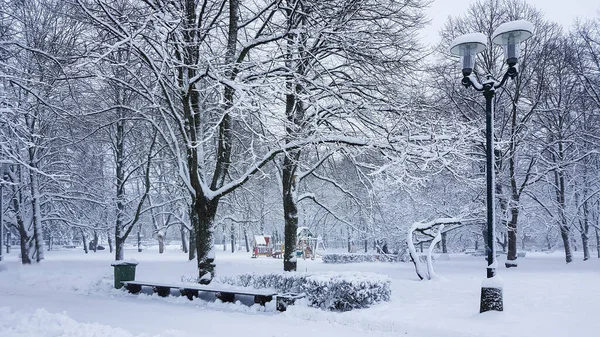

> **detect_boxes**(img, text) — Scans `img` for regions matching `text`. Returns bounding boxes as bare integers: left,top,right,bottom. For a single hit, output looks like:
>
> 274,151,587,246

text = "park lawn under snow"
0,246,599,337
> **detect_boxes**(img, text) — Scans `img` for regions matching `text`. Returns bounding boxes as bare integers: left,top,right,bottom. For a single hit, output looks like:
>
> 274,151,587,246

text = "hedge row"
322,253,398,264
216,271,391,311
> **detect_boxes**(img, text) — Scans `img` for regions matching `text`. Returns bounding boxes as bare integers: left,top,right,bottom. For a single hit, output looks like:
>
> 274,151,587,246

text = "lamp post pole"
449,19,534,313
484,84,496,279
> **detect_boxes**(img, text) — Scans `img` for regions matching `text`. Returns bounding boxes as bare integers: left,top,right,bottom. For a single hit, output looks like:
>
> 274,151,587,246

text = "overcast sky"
422,0,600,46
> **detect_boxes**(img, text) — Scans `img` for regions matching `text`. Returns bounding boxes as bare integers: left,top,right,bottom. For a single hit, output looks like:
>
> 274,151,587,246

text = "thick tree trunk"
115,236,124,261
188,227,196,261
282,151,300,272
191,198,217,284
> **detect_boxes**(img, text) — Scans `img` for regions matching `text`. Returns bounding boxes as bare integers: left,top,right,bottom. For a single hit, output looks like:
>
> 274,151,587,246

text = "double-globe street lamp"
449,20,534,313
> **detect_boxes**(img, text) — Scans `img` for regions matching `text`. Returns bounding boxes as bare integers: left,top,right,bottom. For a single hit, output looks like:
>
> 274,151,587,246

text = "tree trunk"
559,223,572,263
596,227,600,259
347,230,351,253
505,206,519,267
230,223,235,253
6,231,10,254
28,165,45,262
158,233,165,254
188,227,196,261
81,229,88,254
115,236,124,261
137,230,142,252
582,232,589,261
243,228,249,253
282,151,300,272
107,230,113,253
554,166,572,263
441,231,448,253
191,198,218,284
92,231,98,253
180,225,188,254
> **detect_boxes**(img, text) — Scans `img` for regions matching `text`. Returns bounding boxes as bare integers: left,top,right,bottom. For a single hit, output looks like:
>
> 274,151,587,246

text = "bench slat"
121,280,277,296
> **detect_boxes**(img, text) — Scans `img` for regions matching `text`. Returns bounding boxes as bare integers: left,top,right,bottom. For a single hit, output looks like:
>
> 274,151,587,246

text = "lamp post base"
480,286,503,313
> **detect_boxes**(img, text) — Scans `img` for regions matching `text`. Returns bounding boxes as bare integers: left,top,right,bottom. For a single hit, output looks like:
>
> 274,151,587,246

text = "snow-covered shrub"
216,271,391,311
322,253,397,263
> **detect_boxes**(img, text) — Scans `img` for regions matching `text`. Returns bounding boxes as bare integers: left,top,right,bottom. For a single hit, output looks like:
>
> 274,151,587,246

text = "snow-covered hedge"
322,253,397,264
216,271,391,311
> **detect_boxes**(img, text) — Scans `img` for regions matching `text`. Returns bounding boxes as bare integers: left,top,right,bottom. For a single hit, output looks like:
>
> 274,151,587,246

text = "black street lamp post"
449,20,534,313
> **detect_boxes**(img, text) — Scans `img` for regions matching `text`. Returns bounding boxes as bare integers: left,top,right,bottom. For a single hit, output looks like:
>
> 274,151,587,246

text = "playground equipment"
252,235,273,258
296,227,326,260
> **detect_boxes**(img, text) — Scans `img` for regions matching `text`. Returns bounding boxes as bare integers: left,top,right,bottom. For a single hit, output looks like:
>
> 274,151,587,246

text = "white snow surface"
449,33,487,55
1,248,599,337
492,20,534,44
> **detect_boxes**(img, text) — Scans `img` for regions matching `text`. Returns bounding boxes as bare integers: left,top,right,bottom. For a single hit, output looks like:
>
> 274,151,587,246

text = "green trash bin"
111,260,138,289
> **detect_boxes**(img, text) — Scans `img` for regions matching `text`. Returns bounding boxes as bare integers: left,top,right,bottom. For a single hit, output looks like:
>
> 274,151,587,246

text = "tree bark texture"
81,229,88,254
282,151,300,271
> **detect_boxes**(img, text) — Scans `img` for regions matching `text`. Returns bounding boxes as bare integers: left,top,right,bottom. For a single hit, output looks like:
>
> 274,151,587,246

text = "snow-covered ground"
1,246,599,337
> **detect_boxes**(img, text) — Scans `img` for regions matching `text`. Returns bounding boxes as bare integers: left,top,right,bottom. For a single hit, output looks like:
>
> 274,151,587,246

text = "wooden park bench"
121,280,286,308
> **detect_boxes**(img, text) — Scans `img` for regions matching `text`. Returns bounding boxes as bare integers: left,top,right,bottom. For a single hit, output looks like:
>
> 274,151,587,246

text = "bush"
216,271,391,311
322,253,397,264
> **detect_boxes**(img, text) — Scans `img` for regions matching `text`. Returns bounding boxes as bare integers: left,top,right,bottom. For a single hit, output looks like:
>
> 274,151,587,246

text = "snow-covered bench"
121,280,280,307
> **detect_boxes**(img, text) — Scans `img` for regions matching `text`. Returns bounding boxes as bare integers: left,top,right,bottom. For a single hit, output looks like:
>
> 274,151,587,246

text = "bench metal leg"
216,292,235,303
154,286,171,297
125,284,142,294
180,289,199,301
254,295,273,306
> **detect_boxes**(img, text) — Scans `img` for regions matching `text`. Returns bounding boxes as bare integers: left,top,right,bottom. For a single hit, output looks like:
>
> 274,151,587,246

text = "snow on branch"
407,218,462,280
